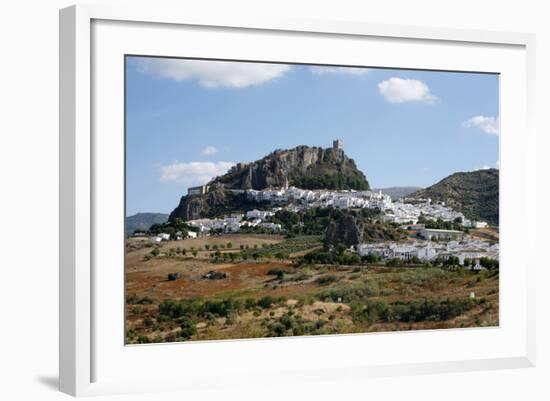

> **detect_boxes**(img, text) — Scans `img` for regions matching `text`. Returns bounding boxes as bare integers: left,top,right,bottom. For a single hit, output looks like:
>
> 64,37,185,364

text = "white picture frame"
59,4,536,397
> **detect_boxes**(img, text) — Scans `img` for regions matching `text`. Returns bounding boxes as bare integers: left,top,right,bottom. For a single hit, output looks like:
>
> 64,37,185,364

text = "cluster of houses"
185,209,283,235
246,186,393,210
356,237,499,268
144,208,285,243
245,185,488,229
148,231,197,243
383,199,487,228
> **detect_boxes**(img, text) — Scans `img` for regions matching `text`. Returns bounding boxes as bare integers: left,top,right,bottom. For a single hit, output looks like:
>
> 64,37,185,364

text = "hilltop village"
137,140,498,269
144,187,495,269
126,140,500,344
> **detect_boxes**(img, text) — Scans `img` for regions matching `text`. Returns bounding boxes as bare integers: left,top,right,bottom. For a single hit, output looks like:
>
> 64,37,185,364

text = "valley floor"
125,234,499,344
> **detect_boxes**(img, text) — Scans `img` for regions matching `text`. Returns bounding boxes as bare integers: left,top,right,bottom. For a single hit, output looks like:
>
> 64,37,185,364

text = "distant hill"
373,186,422,200
126,212,169,235
410,169,499,226
170,143,370,221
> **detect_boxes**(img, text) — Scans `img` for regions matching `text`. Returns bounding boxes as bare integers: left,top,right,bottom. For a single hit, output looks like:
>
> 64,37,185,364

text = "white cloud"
496,159,500,169
309,66,369,76
377,77,437,104
135,58,290,88
160,161,235,185
201,146,219,156
462,115,499,136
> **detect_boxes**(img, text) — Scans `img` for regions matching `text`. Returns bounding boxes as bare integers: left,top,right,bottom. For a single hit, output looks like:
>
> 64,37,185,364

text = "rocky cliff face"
213,145,369,190
169,145,370,221
324,214,361,248
324,214,405,248
169,185,236,221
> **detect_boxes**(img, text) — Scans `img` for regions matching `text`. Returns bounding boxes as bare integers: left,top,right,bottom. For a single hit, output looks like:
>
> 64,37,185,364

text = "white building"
418,228,463,241
473,221,488,228
416,244,438,261
246,209,273,219
259,222,282,231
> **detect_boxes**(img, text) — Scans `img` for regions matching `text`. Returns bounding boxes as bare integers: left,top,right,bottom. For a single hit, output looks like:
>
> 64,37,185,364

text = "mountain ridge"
126,212,169,235
410,168,499,226
373,186,423,200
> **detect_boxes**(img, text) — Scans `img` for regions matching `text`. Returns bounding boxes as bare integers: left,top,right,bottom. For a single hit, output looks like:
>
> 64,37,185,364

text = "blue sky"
126,56,499,215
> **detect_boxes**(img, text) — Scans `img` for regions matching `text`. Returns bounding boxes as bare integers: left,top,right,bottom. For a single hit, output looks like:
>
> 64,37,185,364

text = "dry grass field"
125,234,499,344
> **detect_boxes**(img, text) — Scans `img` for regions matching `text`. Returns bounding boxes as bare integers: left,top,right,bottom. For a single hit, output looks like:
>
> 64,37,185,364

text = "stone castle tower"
333,139,343,150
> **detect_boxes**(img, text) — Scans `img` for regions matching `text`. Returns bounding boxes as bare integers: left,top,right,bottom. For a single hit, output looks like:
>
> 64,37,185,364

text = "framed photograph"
59,4,536,396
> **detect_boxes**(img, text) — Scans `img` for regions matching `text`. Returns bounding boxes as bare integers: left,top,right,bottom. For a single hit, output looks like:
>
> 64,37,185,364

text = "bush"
385,258,402,267
126,295,154,305
315,275,338,286
179,319,197,339
274,251,289,260
269,323,287,337
363,254,381,264
137,335,152,344
258,296,275,309
150,248,160,257
167,273,180,281
479,257,499,270
201,299,236,317
363,298,477,324
245,298,256,310
279,315,294,330
267,267,285,280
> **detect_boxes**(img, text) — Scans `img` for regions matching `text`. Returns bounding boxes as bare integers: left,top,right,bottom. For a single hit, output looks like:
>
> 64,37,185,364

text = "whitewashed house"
259,222,282,231
416,244,437,261
473,221,488,228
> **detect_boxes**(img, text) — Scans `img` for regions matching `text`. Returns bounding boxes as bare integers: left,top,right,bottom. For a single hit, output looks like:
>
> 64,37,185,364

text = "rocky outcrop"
169,185,234,221
324,214,361,248
324,214,405,248
213,145,369,190
169,144,370,221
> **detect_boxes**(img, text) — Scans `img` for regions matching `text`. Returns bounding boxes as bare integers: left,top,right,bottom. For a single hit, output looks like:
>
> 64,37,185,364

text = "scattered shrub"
258,296,275,309
315,275,338,286
137,335,151,344
167,273,180,281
